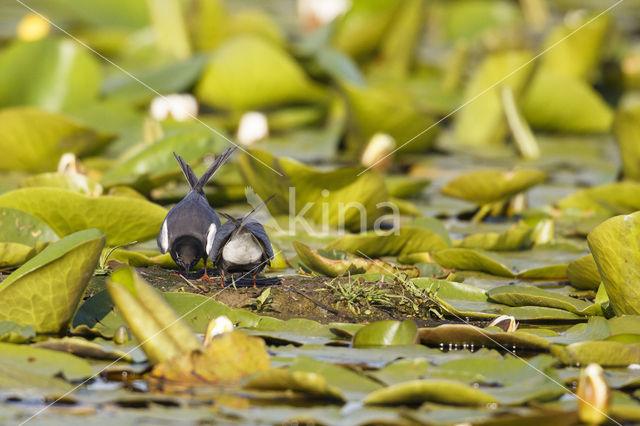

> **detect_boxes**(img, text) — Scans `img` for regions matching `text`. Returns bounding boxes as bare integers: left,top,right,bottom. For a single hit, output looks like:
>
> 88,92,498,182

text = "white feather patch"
205,223,217,256
222,232,262,264
159,220,169,253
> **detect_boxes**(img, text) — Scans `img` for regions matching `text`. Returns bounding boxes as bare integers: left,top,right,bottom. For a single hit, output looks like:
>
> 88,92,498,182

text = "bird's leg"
197,258,215,283
253,274,257,289
220,270,226,288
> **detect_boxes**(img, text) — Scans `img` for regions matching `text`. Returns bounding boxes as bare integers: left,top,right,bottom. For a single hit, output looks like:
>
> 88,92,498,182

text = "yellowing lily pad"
567,254,601,291
363,379,497,406
0,107,108,173
0,229,104,334
196,35,325,110
433,248,515,277
550,341,640,367
441,169,546,205
487,285,594,315
588,211,640,315
558,181,640,216
0,321,35,343
615,103,640,181
0,188,167,245
0,342,93,381
245,368,345,402
419,324,552,350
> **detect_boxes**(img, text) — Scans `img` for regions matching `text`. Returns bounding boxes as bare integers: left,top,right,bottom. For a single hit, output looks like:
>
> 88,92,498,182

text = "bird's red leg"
253,274,257,289
220,270,225,288
197,258,215,283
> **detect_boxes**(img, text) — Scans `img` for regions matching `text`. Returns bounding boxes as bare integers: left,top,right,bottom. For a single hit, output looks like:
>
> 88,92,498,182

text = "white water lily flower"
486,315,518,332
577,363,610,425
298,0,350,31
203,315,234,346
237,111,269,146
360,133,396,172
150,94,198,121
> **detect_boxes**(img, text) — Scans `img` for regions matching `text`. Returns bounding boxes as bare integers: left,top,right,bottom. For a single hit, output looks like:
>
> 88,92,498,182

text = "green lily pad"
433,248,515,277
0,208,58,246
293,241,418,278
567,254,601,290
384,175,430,199
0,38,101,111
342,82,438,155
0,188,167,245
454,50,534,147
0,242,37,269
455,225,533,251
106,267,201,364
419,324,552,350
487,285,594,315
237,148,388,231
558,181,640,216
196,35,325,110
500,306,583,321
441,169,546,205
615,102,640,181
0,107,108,173
521,69,613,133
0,342,93,380
108,248,176,269
588,211,640,315
0,321,35,343
363,379,498,406
245,368,345,402
369,358,430,386
352,320,418,347
0,362,73,399
412,277,488,302
101,130,225,190
327,226,450,258
0,229,104,334
550,341,640,367
33,337,134,362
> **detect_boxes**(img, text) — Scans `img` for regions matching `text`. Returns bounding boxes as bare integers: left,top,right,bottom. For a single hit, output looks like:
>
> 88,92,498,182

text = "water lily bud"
57,153,82,175
486,315,518,332
237,112,269,146
532,218,554,245
150,94,198,121
361,133,396,172
577,363,610,425
297,0,350,32
113,325,131,345
203,316,234,347
17,13,51,41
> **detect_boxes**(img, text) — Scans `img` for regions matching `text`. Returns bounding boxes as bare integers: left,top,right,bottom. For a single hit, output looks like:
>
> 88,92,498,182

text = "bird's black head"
170,236,203,275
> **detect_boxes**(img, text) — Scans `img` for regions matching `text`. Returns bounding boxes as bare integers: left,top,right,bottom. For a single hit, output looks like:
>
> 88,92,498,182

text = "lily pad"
0,229,104,334
196,35,325,110
433,248,515,277
419,324,552,351
550,341,640,367
245,368,345,402
0,208,58,246
455,225,533,251
0,188,167,245
0,107,108,173
19,172,103,196
614,103,640,181
369,358,430,386
327,226,451,257
237,148,388,231
352,320,418,347
0,342,93,381
567,254,601,291
0,321,35,343
441,169,546,205
363,379,497,406
33,337,135,362
588,211,640,315
558,181,640,216
487,285,594,315
0,38,101,111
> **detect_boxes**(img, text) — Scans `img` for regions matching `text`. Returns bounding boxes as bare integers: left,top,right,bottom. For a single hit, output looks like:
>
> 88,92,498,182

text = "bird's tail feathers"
173,152,199,189
194,146,238,192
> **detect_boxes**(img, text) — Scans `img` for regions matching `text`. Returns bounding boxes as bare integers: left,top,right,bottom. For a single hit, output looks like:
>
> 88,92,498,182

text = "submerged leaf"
0,229,104,334
0,188,167,245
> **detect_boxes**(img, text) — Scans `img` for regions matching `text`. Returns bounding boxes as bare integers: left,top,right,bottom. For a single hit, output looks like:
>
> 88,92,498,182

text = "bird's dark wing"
209,221,236,263
194,146,238,193
164,192,220,249
219,212,242,226
173,152,198,190
245,222,274,260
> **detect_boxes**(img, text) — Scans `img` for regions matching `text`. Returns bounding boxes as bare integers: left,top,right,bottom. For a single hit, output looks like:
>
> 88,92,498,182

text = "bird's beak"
185,264,191,275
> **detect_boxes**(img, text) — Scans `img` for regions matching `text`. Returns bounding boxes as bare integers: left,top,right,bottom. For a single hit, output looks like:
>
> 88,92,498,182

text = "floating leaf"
0,38,101,111
433,248,515,277
441,169,546,205
245,368,345,402
0,362,72,399
237,148,388,231
363,379,497,406
106,267,201,364
33,336,134,362
327,226,450,258
551,341,640,367
567,254,601,291
0,321,35,343
108,248,176,269
19,172,103,196
101,130,226,190
0,107,108,173
293,241,418,278
0,229,104,334
500,306,582,321
455,225,533,251
384,175,430,198
0,242,37,269
588,211,640,315
558,181,640,216
454,50,534,147
352,320,418,347
0,342,93,381
614,103,640,181
0,188,167,245
369,358,430,386
487,285,594,315
0,207,58,246
196,36,325,110
419,324,551,350
521,70,613,133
